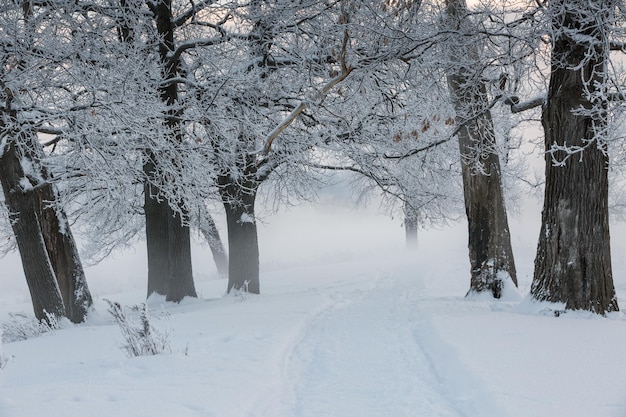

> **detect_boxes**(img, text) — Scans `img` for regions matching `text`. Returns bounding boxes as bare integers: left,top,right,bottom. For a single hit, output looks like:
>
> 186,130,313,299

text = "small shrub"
104,300,170,358
1,312,60,343
229,280,252,302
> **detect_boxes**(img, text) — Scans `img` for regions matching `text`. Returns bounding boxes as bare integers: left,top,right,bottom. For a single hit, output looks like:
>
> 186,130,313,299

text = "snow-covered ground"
0,199,625,417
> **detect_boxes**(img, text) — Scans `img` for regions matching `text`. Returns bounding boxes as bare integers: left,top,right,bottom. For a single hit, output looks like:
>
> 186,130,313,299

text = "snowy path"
277,271,507,417
1,253,626,417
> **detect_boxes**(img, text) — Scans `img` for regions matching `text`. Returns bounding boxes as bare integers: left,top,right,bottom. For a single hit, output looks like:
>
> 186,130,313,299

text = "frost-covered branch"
173,0,220,27
261,67,353,156
506,95,545,113
260,20,353,156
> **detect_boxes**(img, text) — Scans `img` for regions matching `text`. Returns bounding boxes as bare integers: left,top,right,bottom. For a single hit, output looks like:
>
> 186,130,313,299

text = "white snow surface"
0,200,626,417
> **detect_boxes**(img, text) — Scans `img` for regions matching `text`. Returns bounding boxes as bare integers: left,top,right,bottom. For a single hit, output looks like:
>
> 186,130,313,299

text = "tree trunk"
445,0,517,298
0,2,90,322
143,0,197,301
220,175,260,294
36,181,92,323
223,201,259,294
166,209,197,302
455,145,517,298
532,0,618,313
144,173,197,301
20,134,93,323
0,141,65,322
144,170,172,297
197,210,229,277
403,201,418,249
116,0,174,299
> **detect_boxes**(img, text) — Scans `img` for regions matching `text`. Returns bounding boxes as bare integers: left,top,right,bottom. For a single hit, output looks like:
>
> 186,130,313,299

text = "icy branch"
505,95,545,113
173,0,220,28
261,22,353,156
168,37,234,68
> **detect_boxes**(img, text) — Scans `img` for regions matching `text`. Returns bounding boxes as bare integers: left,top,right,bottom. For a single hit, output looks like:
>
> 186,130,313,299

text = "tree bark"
197,210,229,277
144,170,172,297
445,0,517,298
22,133,93,323
532,0,618,313
166,209,196,302
144,0,197,301
144,163,197,301
144,187,197,301
36,178,92,323
0,141,66,322
0,1,91,323
219,169,260,294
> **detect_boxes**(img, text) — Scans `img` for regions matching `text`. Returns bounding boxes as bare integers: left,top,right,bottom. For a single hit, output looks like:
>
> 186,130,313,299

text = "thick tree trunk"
22,135,92,323
532,0,618,313
220,174,260,294
197,211,229,277
0,141,65,322
455,141,517,298
143,0,197,301
1,2,90,322
144,168,171,297
223,201,259,294
166,209,197,302
445,0,517,298
36,183,92,323
144,174,197,301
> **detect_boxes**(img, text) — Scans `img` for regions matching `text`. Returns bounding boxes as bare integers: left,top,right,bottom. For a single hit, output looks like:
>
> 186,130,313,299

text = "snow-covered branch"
260,20,353,156
173,0,220,27
504,95,545,113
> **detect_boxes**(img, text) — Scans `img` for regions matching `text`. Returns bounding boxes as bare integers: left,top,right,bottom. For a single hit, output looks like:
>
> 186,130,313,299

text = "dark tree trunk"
403,201,418,249
143,0,197,301
144,190,197,301
197,211,229,277
23,135,93,323
144,0,176,298
532,0,618,313
144,167,197,301
144,172,171,297
0,3,90,323
0,141,65,322
166,209,196,302
36,181,92,323
445,0,517,298
223,200,259,294
219,169,260,294
455,146,517,298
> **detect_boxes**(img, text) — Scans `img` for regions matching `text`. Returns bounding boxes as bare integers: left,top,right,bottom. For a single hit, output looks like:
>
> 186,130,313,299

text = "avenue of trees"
1,0,625,321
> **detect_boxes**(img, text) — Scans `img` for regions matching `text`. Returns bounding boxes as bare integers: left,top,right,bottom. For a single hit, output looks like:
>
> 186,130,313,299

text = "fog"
2,183,626,310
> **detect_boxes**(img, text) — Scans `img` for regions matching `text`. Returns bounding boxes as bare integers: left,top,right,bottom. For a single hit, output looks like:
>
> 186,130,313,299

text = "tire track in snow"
409,303,511,417
279,275,468,417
